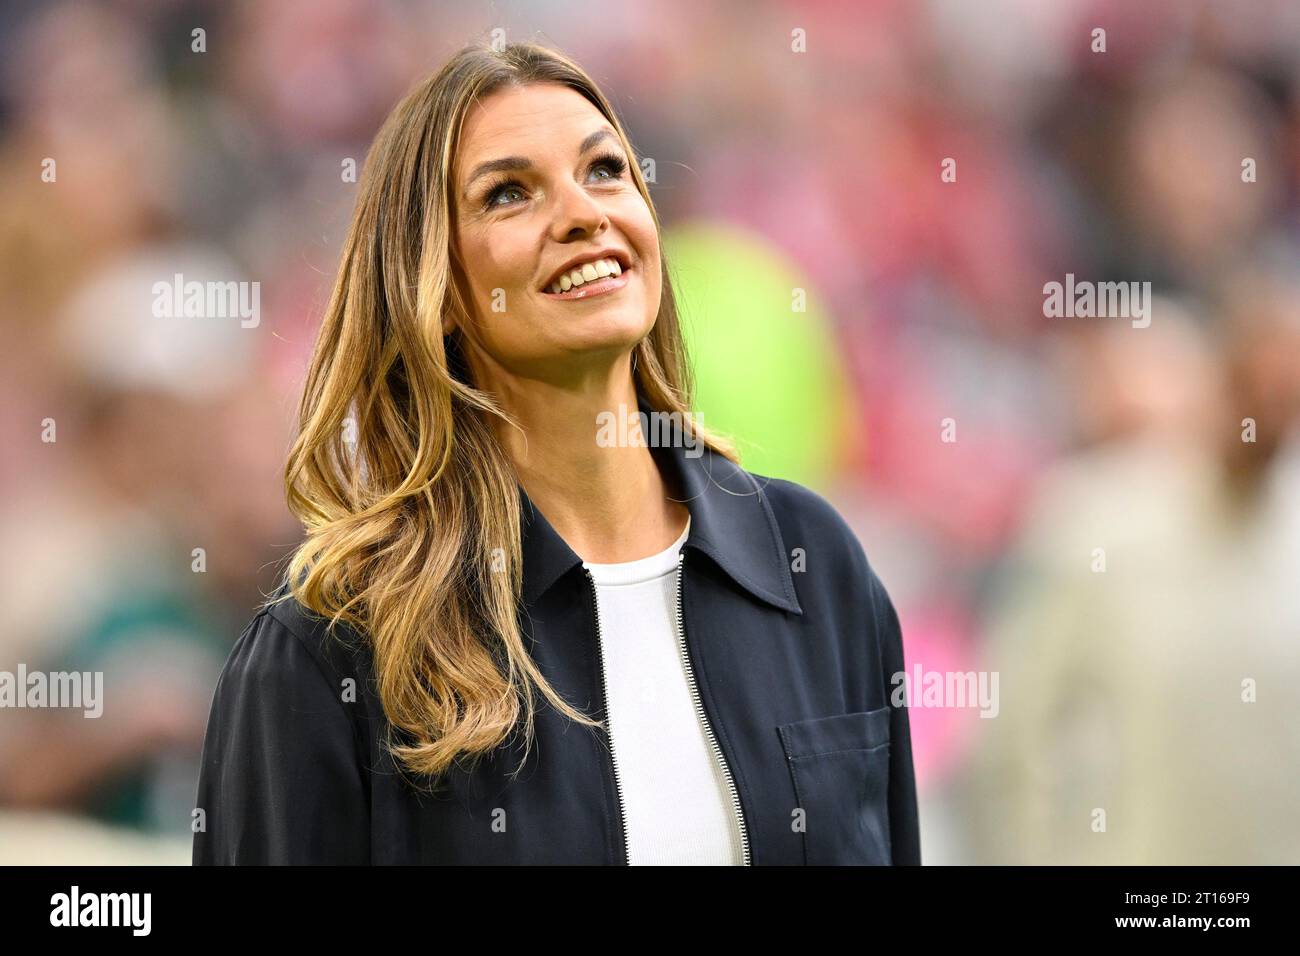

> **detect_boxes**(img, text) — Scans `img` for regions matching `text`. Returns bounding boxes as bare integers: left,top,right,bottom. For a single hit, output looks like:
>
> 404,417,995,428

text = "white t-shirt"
582,516,744,865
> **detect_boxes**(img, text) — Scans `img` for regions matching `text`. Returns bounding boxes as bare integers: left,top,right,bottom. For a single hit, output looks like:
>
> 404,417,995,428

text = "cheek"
472,249,525,297
625,201,658,254
459,233,536,321
637,229,662,304
617,204,660,292
459,216,524,279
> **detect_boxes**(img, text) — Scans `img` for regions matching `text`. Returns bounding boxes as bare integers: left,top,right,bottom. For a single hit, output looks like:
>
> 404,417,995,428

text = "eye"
589,151,628,183
484,180,526,209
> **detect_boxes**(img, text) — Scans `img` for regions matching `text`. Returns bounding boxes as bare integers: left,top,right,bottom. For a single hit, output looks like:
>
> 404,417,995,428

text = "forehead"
456,83,612,176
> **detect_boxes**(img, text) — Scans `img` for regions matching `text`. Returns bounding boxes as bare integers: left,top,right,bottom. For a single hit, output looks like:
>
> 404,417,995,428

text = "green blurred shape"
664,221,848,492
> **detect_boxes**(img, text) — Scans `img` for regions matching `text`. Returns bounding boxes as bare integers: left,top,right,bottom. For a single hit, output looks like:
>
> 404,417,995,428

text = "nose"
548,177,609,242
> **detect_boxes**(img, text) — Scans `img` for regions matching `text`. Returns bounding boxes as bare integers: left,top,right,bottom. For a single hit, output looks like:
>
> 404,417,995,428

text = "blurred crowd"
1,0,1297,864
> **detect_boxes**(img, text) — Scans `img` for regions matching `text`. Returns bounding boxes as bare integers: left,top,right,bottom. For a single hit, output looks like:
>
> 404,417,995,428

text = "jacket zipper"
586,568,632,865
673,549,752,865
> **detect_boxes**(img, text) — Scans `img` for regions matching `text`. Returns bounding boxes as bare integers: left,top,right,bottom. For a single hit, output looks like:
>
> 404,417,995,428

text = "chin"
540,299,653,344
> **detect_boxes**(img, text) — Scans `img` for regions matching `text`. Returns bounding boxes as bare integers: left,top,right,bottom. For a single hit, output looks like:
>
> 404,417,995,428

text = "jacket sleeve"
869,565,923,865
192,608,369,864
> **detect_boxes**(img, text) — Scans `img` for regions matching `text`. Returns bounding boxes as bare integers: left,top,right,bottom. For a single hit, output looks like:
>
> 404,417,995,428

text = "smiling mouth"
540,257,633,301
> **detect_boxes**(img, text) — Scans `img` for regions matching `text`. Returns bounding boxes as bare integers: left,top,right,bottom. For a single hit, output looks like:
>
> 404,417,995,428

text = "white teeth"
545,257,626,294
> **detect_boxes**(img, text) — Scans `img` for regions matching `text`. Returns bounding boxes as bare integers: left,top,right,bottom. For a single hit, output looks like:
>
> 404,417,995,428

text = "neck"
475,352,690,564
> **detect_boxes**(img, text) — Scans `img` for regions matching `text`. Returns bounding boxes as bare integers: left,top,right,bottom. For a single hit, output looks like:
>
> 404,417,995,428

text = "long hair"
276,40,738,788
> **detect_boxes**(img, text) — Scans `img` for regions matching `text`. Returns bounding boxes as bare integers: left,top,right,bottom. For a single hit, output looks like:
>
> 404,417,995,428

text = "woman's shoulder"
746,471,866,552
745,470,889,599
196,584,371,865
220,581,368,700
745,470,903,647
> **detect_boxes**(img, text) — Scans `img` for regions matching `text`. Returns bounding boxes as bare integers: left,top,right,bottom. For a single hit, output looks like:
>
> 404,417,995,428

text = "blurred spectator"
960,278,1300,864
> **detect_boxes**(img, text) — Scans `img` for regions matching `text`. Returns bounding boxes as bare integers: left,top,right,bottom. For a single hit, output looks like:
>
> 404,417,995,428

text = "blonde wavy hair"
276,40,738,788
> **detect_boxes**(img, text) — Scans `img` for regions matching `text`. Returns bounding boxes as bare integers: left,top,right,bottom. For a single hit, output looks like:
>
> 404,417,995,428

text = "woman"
193,40,920,865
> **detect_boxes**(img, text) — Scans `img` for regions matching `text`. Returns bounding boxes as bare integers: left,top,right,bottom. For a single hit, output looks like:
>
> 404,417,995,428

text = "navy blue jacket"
193,436,921,865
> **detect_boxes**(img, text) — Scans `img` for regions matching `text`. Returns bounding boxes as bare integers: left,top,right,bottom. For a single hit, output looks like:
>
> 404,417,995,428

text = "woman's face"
451,82,661,386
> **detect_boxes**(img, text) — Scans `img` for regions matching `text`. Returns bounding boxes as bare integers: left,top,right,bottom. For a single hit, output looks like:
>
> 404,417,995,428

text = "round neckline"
582,516,690,586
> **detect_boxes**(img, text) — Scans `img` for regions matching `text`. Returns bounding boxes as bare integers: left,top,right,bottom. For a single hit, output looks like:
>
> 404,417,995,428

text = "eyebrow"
461,129,619,199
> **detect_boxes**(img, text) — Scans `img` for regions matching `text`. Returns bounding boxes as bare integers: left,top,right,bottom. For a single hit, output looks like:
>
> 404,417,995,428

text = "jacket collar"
518,397,803,615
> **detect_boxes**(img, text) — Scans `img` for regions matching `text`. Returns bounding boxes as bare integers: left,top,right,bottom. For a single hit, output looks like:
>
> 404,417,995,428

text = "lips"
540,264,631,301
539,250,632,293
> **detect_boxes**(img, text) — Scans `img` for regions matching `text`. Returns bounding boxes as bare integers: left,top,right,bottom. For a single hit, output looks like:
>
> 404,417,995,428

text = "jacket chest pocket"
777,706,893,865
